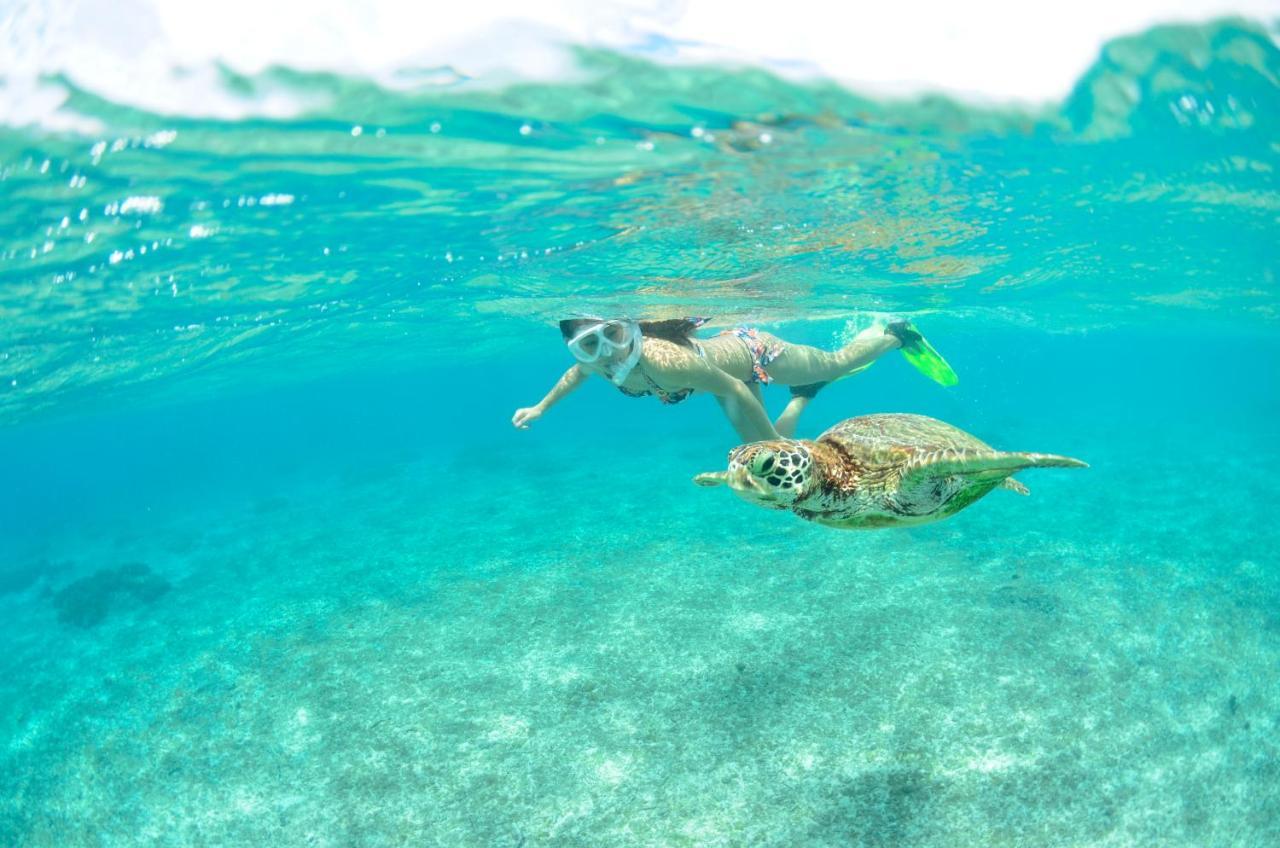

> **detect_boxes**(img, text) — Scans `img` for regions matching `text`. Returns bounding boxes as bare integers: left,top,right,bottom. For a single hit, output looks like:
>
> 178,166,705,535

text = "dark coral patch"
51,562,172,628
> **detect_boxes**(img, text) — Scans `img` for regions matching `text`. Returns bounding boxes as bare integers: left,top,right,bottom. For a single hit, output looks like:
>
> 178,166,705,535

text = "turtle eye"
750,452,776,476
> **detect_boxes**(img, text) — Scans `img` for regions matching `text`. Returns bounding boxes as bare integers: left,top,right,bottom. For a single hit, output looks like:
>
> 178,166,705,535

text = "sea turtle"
694,413,1087,529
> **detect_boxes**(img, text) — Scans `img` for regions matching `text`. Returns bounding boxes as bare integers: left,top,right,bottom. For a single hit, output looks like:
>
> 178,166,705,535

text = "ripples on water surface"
1,17,1278,848
2,20,1276,419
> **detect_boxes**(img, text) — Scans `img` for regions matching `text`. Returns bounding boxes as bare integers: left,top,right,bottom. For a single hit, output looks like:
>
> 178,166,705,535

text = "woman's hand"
512,406,543,429
512,365,587,430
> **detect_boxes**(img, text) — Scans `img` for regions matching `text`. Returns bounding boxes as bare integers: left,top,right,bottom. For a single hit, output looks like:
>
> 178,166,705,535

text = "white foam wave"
2,0,1275,132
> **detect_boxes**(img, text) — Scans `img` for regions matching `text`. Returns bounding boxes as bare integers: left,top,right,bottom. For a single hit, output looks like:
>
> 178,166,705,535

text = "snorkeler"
511,317,957,442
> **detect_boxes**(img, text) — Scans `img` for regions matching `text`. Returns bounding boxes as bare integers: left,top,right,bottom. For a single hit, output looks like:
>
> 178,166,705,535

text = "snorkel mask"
566,319,643,386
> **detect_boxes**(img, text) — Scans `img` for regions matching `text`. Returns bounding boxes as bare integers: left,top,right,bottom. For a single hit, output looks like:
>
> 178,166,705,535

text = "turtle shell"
817,413,995,456
793,414,1086,529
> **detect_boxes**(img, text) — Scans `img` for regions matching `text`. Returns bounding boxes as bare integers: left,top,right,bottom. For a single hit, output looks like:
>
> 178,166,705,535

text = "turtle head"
695,440,814,510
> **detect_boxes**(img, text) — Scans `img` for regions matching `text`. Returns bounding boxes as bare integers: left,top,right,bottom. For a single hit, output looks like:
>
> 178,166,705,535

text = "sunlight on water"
2,20,1276,422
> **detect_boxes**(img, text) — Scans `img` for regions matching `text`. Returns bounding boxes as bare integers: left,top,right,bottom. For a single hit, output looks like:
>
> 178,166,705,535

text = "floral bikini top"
617,374,697,405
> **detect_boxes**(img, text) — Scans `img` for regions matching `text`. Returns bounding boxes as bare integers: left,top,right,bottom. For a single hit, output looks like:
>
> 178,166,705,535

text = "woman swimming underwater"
512,317,957,441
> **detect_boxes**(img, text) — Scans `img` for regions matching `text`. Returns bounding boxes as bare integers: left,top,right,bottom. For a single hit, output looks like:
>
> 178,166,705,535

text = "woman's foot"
789,381,828,399
884,320,922,348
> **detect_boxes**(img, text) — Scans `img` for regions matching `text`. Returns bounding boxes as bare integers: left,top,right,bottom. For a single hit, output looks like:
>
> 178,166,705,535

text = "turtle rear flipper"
1001,478,1030,496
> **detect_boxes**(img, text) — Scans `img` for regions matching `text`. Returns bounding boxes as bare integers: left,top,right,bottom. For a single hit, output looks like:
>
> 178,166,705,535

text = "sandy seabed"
2,430,1276,847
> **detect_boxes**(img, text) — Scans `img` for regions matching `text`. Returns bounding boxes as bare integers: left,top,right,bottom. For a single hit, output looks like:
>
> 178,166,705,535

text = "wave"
3,2,1277,133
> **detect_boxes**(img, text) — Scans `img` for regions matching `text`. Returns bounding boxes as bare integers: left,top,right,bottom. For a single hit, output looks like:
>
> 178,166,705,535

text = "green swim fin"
885,321,959,387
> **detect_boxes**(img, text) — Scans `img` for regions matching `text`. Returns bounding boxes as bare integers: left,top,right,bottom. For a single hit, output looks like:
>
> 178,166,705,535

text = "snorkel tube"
603,320,643,385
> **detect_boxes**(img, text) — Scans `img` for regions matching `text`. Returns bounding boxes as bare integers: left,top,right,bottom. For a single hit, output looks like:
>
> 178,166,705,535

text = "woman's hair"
559,317,705,348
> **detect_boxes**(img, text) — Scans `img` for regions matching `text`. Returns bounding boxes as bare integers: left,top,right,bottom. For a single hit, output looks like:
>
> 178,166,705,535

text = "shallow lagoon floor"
1,328,1278,847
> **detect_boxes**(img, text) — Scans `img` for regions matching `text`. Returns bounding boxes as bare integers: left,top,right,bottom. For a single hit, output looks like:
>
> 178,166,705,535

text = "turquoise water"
2,17,1279,846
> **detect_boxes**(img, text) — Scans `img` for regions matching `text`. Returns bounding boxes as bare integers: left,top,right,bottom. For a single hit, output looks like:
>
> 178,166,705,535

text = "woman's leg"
775,395,809,438
764,326,901,386
775,377,826,437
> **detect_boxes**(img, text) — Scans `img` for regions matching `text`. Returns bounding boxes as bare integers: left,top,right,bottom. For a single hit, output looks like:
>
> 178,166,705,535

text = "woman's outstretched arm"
676,361,780,443
512,364,589,429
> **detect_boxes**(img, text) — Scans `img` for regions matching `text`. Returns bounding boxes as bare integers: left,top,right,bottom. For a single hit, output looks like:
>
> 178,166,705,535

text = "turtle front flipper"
693,471,729,487
895,448,1087,517
905,449,1088,483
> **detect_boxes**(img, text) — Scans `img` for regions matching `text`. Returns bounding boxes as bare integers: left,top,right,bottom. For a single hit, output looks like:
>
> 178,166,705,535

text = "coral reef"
50,562,171,628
